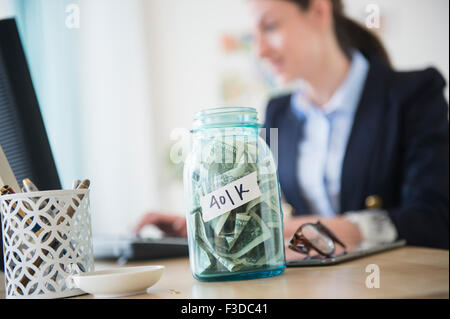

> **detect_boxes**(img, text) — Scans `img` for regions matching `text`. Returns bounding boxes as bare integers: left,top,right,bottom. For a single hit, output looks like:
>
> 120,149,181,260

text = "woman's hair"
287,0,391,66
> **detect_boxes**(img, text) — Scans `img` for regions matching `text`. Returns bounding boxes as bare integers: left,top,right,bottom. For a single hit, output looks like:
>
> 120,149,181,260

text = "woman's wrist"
320,217,363,249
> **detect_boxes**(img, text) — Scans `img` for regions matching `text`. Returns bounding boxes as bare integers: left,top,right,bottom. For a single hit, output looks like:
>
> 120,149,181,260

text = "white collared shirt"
291,50,369,217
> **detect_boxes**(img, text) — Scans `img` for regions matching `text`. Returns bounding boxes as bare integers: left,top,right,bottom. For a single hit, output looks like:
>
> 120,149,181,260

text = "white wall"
344,0,449,99
77,0,160,235
0,0,14,18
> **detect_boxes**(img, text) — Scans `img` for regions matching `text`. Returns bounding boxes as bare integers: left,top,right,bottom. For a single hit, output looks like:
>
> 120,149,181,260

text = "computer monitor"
0,18,61,270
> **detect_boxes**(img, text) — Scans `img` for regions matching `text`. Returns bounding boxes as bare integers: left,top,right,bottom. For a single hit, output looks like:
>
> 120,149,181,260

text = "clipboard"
286,239,407,267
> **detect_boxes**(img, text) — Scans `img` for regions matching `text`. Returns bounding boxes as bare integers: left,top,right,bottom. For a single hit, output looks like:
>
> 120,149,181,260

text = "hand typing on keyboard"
135,212,187,238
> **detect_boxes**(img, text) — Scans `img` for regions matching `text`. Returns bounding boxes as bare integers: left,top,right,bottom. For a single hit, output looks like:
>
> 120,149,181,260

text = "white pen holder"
0,189,94,298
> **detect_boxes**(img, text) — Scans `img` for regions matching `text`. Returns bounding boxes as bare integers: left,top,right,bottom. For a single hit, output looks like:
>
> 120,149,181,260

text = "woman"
136,0,449,253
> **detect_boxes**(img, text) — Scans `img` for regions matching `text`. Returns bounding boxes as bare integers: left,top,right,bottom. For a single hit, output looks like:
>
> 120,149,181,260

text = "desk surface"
1,246,448,299
81,246,448,299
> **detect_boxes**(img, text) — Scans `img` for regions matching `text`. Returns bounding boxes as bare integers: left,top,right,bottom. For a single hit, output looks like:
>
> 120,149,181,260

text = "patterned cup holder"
0,189,94,298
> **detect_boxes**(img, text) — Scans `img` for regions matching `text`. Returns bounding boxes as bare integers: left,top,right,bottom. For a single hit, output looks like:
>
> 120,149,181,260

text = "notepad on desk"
286,239,407,267
0,145,20,192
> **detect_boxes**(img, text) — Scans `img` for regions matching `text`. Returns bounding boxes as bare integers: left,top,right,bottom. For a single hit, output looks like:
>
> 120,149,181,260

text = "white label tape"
200,171,262,222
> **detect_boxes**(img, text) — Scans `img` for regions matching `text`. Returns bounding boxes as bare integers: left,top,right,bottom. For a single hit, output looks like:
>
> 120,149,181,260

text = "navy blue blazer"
264,54,449,249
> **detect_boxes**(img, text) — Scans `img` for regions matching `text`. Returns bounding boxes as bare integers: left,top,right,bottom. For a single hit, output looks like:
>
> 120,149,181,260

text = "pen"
69,179,90,217
22,178,39,192
59,179,90,224
72,179,81,190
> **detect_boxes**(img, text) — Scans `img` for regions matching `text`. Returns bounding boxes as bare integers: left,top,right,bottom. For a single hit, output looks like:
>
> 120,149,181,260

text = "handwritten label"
200,171,262,222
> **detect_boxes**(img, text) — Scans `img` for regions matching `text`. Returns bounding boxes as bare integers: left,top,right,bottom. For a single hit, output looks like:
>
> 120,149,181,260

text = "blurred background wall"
0,0,448,236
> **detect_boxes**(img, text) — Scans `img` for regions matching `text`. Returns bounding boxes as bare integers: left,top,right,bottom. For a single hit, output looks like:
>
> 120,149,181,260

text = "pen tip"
77,179,90,189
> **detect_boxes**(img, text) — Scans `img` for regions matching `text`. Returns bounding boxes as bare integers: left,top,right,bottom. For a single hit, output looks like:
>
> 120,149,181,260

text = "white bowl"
72,265,164,298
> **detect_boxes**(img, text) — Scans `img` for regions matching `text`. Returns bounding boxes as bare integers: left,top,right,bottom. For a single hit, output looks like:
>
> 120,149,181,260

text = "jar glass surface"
184,107,286,281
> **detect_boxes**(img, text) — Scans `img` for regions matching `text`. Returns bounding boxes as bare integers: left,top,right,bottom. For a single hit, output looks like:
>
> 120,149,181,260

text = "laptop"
93,235,189,264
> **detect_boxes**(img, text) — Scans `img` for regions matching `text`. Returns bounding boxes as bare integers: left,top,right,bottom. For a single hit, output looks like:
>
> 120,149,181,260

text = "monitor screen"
0,18,61,270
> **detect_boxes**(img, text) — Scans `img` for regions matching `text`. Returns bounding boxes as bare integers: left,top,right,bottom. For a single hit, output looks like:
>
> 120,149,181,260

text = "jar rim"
192,107,261,131
194,107,257,119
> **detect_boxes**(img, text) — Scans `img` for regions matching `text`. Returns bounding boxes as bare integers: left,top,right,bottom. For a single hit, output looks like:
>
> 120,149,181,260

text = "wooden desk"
81,246,448,299
1,246,448,299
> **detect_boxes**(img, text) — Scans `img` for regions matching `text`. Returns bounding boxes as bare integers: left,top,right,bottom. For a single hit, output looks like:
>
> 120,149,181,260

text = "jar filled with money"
183,107,286,281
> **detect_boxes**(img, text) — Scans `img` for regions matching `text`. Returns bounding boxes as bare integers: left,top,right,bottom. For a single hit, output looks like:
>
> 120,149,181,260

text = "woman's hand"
135,212,187,238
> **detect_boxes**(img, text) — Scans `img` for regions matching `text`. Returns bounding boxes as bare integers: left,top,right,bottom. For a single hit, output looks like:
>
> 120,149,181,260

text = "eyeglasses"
288,221,347,258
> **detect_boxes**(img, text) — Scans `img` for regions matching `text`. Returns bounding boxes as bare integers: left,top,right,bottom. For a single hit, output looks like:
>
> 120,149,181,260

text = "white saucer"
72,265,164,298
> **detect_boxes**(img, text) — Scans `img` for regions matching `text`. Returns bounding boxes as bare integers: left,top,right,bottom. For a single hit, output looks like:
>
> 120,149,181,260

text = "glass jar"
183,107,286,282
